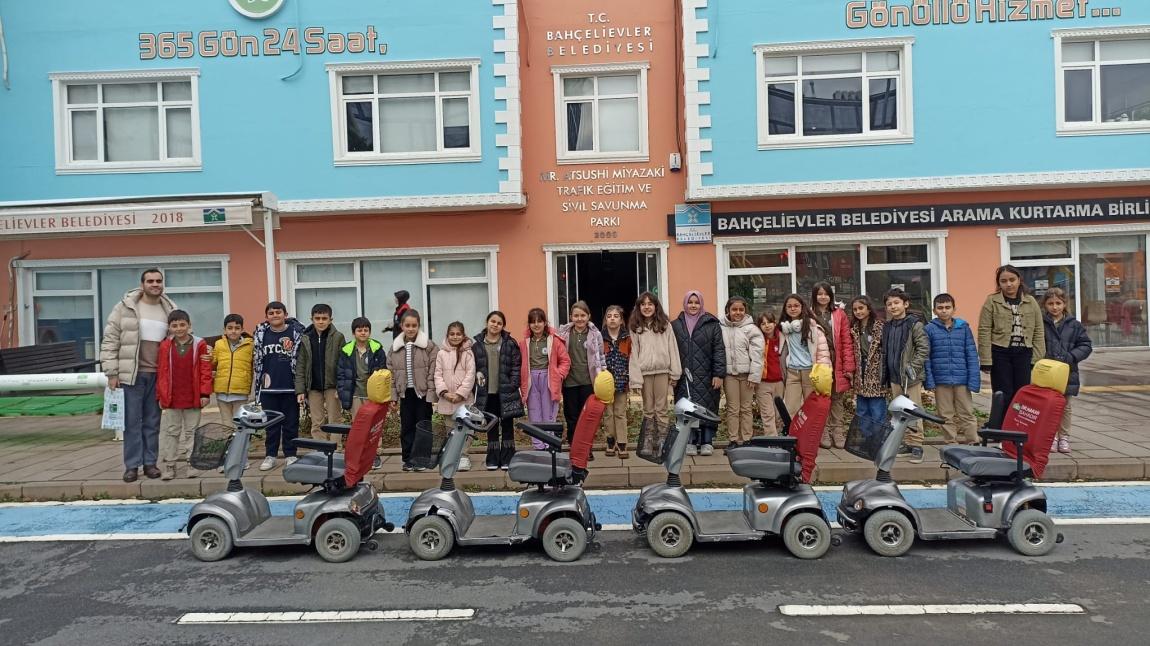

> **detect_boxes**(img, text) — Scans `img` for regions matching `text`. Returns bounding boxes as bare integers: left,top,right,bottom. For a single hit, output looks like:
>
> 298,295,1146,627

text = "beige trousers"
1058,398,1073,439
783,368,813,416
307,388,341,441
723,375,757,443
755,380,784,436
827,391,850,440
160,407,200,467
216,398,248,426
891,383,925,446
602,395,629,446
934,385,978,443
642,374,671,430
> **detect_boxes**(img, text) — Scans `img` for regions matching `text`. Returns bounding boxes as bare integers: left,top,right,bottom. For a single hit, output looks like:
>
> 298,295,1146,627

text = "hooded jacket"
720,314,765,382
156,335,213,408
924,317,981,393
472,330,522,416
252,318,306,395
557,321,606,383
294,324,346,394
388,330,438,402
434,337,477,415
212,335,254,396
99,288,178,385
1042,313,1093,396
519,328,570,403
336,338,389,410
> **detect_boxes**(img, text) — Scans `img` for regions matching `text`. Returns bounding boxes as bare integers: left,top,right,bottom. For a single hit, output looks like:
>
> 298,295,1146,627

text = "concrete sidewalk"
2,351,1149,501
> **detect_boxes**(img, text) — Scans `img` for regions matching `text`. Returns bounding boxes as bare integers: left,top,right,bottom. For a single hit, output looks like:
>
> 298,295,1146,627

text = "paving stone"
260,475,316,495
81,480,143,500
199,478,235,496
1036,459,1077,482
585,467,630,488
141,479,204,500
1076,458,1145,481
0,483,22,501
453,470,510,491
687,464,744,486
812,462,872,484
629,466,677,487
381,471,440,491
21,481,85,501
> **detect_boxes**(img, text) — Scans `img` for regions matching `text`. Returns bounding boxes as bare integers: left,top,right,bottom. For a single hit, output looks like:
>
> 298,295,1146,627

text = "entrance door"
553,250,662,325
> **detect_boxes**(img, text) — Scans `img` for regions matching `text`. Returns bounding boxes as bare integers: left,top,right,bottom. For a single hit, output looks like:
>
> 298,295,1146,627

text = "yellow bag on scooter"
1030,359,1069,394
366,369,393,403
810,363,832,396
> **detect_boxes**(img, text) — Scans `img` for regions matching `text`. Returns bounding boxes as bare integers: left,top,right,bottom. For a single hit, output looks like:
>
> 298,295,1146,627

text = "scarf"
682,290,704,336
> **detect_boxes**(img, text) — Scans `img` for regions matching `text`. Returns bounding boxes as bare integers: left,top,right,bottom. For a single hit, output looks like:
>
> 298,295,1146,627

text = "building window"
288,250,495,341
553,63,649,163
754,38,914,149
328,60,481,165
1056,29,1150,135
26,259,226,359
51,70,201,173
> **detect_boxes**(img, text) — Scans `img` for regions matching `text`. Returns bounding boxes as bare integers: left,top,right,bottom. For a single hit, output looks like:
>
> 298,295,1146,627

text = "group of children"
151,265,1091,479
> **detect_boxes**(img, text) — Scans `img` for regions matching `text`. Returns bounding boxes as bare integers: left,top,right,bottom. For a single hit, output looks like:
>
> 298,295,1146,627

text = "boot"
832,431,846,449
485,443,499,471
499,440,516,471
605,436,617,457
819,429,833,450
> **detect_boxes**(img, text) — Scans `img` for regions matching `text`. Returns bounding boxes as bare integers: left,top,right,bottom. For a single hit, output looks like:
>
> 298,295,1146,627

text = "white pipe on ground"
0,372,108,392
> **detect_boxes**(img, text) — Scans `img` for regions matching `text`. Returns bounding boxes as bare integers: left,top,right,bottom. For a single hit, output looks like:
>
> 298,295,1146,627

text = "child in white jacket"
720,296,764,449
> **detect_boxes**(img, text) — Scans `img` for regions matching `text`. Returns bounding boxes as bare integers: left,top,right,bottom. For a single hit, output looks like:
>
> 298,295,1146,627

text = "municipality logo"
229,0,285,19
203,208,227,224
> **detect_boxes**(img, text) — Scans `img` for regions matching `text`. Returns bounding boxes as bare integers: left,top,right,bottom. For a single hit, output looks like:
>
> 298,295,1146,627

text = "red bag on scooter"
789,364,834,483
999,385,1065,480
570,372,613,473
342,370,394,487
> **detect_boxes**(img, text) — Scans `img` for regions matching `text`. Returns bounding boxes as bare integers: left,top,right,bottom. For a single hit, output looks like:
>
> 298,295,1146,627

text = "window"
328,60,481,164
553,63,649,163
25,259,227,359
1056,29,1150,134
51,70,201,173
755,38,913,149
287,249,496,342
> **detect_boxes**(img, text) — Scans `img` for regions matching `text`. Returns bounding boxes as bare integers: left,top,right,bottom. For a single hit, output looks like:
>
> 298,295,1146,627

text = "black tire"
541,517,588,562
782,512,832,559
1007,509,1057,556
646,512,694,558
863,509,915,557
315,517,362,563
409,515,455,561
189,517,233,562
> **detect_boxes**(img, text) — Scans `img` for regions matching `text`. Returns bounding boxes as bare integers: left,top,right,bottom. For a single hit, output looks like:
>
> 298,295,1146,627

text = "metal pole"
262,208,277,302
0,372,107,392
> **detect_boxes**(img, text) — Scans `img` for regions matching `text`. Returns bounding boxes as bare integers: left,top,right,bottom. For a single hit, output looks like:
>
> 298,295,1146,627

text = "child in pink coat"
435,321,477,470
519,308,570,450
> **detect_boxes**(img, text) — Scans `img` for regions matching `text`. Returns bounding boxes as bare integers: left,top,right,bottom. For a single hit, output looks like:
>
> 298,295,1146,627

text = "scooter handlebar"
460,411,498,433
906,407,945,424
238,409,286,430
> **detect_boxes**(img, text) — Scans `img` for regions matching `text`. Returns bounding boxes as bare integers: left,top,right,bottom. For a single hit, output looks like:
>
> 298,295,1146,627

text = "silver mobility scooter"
633,398,834,559
836,395,1062,557
406,406,599,562
186,404,392,563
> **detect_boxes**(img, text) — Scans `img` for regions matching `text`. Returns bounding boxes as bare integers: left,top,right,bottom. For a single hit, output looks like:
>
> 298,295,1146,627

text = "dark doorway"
555,250,661,326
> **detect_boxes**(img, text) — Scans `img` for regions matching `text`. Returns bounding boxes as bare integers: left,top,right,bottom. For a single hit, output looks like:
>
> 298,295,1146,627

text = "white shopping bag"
101,387,125,441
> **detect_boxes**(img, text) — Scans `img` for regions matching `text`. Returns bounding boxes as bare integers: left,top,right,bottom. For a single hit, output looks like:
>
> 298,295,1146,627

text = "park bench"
0,341,99,375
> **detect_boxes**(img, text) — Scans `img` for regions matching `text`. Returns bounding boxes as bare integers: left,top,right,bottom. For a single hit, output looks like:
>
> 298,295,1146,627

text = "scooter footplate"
464,515,518,538
696,510,754,536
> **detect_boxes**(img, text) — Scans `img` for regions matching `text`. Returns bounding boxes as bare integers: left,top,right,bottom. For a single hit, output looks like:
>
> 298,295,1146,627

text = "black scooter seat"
507,450,571,484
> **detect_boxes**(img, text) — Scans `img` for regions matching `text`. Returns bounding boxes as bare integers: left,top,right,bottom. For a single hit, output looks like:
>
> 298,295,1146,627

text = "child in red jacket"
157,310,213,480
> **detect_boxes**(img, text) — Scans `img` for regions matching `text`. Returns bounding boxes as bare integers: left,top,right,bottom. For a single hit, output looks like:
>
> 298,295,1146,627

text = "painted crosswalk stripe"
177,609,475,624
778,603,1085,616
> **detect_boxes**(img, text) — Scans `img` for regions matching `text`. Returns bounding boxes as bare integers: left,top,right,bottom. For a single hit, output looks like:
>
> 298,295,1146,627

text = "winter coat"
99,288,178,385
156,336,213,409
473,330,523,416
924,318,981,393
388,331,438,402
720,315,764,383
557,322,606,383
336,338,389,410
851,320,888,398
294,325,346,395
434,338,477,415
779,318,831,386
672,313,726,413
211,336,254,396
887,315,930,389
519,329,570,403
1042,314,1093,396
629,325,683,388
817,308,857,394
602,328,633,394
385,302,412,339
252,318,306,394
978,292,1046,366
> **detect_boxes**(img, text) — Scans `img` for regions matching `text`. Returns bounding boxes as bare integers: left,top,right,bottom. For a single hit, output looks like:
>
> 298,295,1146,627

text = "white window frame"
753,37,915,150
326,59,482,166
542,241,669,325
49,68,202,174
1054,26,1150,136
552,62,650,164
716,230,946,307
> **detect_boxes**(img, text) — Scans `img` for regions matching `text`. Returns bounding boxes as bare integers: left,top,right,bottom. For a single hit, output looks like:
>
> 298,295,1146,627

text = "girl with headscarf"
671,290,726,455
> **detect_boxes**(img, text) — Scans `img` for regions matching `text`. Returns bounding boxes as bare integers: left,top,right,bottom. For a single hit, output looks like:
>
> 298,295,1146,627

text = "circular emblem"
229,0,285,19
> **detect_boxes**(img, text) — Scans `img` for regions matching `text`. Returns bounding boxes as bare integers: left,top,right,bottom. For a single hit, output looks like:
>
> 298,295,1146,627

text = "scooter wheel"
315,517,362,563
409,515,455,561
646,512,694,558
1007,509,1058,557
782,513,832,559
365,539,380,552
863,510,915,557
189,517,233,562
542,518,587,562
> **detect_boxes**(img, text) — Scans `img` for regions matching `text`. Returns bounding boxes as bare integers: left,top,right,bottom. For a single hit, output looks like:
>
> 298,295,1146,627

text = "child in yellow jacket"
211,313,254,425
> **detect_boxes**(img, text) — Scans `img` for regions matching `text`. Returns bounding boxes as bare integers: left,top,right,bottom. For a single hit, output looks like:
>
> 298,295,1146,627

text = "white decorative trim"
493,0,523,196
324,58,481,73
550,61,651,74
1052,25,1150,39
542,241,670,253
997,222,1150,238
757,134,913,151
688,168,1150,201
278,192,525,214
16,254,230,268
278,245,499,261
682,0,712,192
48,68,200,81
753,36,915,55
715,229,948,248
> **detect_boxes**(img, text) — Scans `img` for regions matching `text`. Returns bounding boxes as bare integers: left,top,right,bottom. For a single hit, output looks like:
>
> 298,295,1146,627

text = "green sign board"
229,0,286,19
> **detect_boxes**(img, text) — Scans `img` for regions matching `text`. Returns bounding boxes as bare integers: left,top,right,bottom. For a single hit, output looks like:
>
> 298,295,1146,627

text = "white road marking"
778,603,1085,616
176,608,475,624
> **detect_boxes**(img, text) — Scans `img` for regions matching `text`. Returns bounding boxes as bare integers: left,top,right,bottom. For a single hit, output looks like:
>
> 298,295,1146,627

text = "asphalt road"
1,525,1148,645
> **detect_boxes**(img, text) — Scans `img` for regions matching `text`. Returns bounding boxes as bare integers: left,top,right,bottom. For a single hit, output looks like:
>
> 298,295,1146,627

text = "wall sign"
230,0,286,20
546,11,655,58
0,203,254,236
139,26,386,60
846,0,1122,29
539,165,666,239
713,196,1150,236
675,203,712,244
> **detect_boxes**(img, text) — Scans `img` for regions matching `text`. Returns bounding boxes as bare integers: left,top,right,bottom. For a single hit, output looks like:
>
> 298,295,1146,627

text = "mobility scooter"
186,371,395,563
405,372,611,562
836,362,1068,557
632,391,834,559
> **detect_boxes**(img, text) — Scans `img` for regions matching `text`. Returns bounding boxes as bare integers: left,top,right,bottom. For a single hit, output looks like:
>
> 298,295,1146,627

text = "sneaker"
284,456,298,468
459,455,472,472
1058,438,1071,454
897,444,912,456
700,444,714,456
186,467,202,479
372,456,383,470
909,447,924,464
686,444,698,456
1051,437,1059,453
414,464,428,472
402,462,414,472
259,456,277,471
161,466,175,481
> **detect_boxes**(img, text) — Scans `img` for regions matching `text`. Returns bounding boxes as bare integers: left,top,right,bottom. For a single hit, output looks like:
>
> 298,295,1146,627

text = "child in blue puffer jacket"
924,294,981,445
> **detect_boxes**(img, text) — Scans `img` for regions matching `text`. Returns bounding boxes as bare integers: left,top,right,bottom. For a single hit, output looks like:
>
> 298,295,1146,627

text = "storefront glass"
1080,235,1147,347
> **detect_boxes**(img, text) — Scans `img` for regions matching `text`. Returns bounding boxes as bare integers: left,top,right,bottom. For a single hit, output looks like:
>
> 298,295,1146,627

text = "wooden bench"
0,341,99,375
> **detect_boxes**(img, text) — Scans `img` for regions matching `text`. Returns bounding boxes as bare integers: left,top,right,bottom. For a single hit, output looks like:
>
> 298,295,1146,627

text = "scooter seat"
727,446,800,481
939,444,1032,479
283,452,346,485
507,450,570,484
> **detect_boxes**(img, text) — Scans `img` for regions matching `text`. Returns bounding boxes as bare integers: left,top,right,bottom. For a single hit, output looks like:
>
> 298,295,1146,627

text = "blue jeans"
123,372,161,469
855,396,888,422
